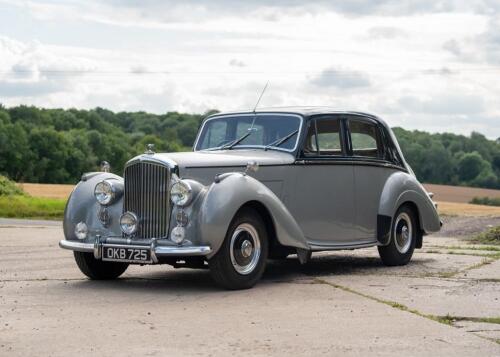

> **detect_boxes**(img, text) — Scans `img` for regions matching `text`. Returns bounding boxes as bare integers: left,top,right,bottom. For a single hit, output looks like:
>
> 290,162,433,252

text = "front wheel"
73,251,129,280
209,208,269,290
378,205,417,266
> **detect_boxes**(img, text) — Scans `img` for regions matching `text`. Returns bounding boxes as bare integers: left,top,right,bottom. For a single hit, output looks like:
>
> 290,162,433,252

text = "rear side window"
303,118,343,156
349,119,383,159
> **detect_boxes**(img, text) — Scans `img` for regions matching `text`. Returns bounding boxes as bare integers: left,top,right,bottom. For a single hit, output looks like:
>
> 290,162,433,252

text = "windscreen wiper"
264,130,299,151
221,131,253,150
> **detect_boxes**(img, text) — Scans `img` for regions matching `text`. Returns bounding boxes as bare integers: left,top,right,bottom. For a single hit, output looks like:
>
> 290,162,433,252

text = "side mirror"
245,161,259,175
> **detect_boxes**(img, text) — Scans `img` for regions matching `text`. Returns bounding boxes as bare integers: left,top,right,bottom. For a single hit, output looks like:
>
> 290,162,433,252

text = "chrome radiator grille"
123,162,170,239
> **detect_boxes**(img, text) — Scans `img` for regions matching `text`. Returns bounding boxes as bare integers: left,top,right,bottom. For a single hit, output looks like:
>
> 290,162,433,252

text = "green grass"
470,226,500,245
470,196,500,207
0,195,66,220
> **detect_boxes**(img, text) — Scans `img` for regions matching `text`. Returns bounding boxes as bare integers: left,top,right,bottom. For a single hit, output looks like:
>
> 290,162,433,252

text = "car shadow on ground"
65,252,436,294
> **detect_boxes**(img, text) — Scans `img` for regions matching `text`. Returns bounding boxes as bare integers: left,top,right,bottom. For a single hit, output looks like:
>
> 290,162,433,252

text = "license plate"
102,245,152,264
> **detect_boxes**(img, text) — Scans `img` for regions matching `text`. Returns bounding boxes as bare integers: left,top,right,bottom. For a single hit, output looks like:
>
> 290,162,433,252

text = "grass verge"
0,195,66,220
470,226,500,245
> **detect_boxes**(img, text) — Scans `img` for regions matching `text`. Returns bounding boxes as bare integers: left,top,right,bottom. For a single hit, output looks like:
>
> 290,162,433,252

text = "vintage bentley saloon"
60,107,441,289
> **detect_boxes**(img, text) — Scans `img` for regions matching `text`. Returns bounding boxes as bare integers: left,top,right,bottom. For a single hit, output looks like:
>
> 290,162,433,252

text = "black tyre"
378,205,417,266
73,251,128,280
209,208,269,290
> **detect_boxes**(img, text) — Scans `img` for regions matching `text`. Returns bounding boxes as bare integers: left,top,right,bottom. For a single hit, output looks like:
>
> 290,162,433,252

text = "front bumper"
59,239,212,262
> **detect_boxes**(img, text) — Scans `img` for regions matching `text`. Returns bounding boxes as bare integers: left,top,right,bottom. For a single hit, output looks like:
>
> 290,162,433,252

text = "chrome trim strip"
125,155,178,169
309,241,379,251
154,245,212,256
59,240,94,252
59,240,212,257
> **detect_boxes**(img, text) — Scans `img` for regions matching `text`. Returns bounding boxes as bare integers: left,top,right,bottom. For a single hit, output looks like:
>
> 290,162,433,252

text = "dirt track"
0,219,499,356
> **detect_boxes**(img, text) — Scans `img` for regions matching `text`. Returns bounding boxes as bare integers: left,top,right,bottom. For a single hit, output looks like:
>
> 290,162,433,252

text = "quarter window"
303,118,343,156
349,119,382,159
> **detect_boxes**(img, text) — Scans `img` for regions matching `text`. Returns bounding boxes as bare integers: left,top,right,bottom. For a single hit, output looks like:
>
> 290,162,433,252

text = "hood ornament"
145,143,155,155
100,161,110,173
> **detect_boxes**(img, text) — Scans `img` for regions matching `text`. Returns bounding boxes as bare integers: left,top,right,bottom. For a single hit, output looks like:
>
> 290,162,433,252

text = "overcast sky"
0,0,499,137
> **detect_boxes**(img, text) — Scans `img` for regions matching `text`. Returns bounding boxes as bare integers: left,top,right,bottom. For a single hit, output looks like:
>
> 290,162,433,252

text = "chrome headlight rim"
119,211,139,236
94,179,120,206
170,180,193,207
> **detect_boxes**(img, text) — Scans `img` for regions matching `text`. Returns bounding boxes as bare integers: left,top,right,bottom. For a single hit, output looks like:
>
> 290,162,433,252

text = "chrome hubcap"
229,223,261,275
241,240,253,258
394,212,412,254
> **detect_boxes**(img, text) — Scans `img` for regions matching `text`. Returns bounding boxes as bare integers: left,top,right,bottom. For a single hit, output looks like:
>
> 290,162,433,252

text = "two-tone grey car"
60,107,441,289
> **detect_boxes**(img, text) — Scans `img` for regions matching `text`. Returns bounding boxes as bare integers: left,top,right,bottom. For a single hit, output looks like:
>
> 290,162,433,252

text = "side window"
349,119,383,159
303,118,343,157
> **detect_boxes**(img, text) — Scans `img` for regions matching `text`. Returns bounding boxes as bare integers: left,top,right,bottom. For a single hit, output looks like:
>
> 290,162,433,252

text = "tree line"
0,105,499,189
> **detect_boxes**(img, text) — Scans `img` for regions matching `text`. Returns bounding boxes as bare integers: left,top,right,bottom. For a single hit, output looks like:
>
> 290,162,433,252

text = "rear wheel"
378,205,416,266
209,208,269,290
73,251,128,280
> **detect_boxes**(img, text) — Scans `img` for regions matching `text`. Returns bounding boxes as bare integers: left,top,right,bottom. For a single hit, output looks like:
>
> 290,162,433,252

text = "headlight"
94,179,122,205
170,180,192,206
120,212,138,235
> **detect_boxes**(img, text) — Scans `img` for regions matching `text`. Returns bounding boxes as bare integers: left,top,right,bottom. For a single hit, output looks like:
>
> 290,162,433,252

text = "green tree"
457,152,487,182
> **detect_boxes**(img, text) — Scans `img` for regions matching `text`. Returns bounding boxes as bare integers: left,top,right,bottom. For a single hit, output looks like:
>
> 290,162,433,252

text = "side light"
75,222,88,240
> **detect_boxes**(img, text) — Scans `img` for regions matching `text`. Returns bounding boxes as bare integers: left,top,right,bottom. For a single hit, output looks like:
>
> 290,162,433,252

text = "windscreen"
195,114,301,151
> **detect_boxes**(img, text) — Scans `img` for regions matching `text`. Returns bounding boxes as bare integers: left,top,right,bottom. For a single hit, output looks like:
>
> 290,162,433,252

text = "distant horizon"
2,103,499,141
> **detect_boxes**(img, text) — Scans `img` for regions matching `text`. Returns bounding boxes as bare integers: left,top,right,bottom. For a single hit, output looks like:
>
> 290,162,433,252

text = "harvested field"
17,183,74,199
424,183,500,203
437,201,500,217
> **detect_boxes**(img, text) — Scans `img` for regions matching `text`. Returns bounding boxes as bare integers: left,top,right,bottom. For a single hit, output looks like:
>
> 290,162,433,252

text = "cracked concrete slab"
1,276,499,356
454,320,500,341
1,223,499,356
456,259,500,280
321,274,500,318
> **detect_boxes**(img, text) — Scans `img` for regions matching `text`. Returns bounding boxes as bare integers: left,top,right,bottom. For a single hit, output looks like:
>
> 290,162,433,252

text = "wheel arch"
378,172,441,240
198,173,308,259
236,200,292,258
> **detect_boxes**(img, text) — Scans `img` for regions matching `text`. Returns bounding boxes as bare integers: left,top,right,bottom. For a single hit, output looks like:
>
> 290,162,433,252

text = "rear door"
289,116,356,247
347,117,395,241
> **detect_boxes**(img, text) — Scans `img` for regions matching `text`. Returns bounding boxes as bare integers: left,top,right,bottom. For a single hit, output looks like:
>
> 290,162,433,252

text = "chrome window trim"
193,113,304,153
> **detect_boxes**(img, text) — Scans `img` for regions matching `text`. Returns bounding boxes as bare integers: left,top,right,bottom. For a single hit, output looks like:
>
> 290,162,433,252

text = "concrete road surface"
1,219,499,356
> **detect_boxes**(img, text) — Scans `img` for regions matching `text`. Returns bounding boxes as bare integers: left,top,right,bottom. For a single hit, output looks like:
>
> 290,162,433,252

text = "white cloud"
310,68,371,89
0,1,499,137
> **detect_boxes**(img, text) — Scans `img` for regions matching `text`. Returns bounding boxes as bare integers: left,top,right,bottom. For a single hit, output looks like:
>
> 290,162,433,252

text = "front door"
289,116,356,247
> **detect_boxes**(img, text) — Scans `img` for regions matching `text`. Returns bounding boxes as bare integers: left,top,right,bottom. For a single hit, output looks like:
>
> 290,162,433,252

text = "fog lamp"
120,211,138,235
75,222,88,240
171,226,185,244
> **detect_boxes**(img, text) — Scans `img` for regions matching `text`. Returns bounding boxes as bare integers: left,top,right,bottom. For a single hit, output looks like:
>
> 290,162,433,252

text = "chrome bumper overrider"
59,239,212,259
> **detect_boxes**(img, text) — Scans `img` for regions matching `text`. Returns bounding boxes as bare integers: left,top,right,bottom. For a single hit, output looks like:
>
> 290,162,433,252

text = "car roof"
207,106,390,129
